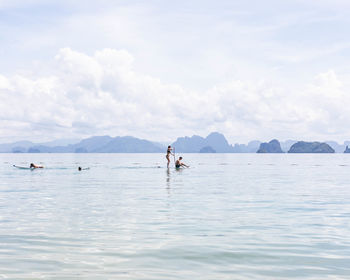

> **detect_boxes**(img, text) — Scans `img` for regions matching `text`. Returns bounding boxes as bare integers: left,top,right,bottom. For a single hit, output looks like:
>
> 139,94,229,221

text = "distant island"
172,132,234,153
288,141,335,153
199,146,216,153
257,140,283,153
1,133,349,153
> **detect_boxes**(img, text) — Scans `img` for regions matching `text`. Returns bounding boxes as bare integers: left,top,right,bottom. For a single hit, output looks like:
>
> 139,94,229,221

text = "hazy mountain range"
0,132,349,153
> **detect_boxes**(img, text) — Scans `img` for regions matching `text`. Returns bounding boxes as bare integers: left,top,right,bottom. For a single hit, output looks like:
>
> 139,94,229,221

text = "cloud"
2,0,350,88
0,75,11,90
0,48,349,143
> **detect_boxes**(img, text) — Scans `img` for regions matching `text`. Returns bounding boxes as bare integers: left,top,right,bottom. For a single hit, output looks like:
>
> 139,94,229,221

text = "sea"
0,153,349,279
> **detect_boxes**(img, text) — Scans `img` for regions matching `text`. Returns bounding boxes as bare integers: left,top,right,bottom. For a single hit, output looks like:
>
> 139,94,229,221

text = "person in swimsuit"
175,157,189,169
166,146,174,168
78,167,89,171
30,163,44,169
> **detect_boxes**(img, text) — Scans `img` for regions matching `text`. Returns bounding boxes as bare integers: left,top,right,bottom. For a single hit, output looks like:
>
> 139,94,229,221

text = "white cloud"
2,0,349,90
0,48,349,143
0,75,11,90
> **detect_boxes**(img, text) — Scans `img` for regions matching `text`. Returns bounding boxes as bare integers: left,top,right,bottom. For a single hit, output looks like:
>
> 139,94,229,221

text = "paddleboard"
13,165,33,170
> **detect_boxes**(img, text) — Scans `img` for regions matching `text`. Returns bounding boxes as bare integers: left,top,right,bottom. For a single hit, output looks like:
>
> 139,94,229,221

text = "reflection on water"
1,153,350,279
166,168,171,191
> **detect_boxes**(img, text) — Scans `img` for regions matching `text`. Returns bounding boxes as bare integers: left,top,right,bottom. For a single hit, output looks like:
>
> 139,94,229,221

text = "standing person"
175,157,189,169
166,146,174,168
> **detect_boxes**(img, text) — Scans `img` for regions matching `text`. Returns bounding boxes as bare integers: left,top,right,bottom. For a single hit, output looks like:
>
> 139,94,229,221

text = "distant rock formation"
257,139,283,153
171,135,206,153
280,140,297,153
205,132,233,152
75,147,88,153
67,136,113,153
344,146,350,153
172,132,234,153
288,141,335,153
231,140,261,153
326,141,348,153
230,140,297,153
0,141,34,153
1,133,348,153
94,136,163,153
4,136,164,153
199,146,216,153
28,148,40,153
12,146,26,153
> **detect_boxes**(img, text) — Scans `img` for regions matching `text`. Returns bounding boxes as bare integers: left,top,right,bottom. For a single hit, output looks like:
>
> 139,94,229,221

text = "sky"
0,0,350,144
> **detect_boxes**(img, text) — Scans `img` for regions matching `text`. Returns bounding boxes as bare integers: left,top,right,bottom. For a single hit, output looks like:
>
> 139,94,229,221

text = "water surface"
1,153,350,279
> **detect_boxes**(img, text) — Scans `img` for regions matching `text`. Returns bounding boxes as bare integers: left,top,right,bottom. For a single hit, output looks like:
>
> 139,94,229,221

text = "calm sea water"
0,153,350,279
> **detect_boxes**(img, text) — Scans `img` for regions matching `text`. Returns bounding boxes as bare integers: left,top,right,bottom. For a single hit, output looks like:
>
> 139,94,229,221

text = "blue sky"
1,0,350,143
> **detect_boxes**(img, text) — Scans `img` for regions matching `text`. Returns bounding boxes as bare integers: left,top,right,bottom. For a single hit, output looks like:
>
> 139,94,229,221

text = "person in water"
30,163,43,169
175,157,189,168
78,167,90,171
166,145,174,168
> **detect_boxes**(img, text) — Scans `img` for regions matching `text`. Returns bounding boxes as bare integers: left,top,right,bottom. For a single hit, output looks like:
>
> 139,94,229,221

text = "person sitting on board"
30,163,43,169
166,145,174,168
175,157,189,168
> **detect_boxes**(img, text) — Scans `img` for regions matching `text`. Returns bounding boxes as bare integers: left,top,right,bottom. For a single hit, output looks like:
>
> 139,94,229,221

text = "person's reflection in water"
166,168,171,194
